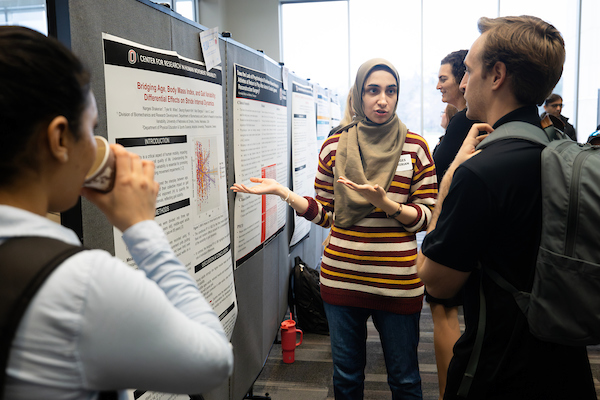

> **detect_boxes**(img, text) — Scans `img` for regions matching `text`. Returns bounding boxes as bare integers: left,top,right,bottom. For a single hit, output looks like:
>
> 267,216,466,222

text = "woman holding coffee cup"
0,26,233,398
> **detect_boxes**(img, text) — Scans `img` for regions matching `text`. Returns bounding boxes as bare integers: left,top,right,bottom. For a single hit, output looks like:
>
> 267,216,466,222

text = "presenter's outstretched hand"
230,177,287,198
337,175,418,224
337,176,387,209
82,144,160,232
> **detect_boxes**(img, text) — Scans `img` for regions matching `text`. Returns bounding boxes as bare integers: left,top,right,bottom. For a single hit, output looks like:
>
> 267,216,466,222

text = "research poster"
315,84,331,150
330,91,342,133
102,34,237,345
130,392,187,400
290,81,317,246
233,63,288,266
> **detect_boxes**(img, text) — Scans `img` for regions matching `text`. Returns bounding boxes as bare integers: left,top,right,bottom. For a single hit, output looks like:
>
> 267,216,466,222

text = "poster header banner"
235,64,286,106
103,35,222,85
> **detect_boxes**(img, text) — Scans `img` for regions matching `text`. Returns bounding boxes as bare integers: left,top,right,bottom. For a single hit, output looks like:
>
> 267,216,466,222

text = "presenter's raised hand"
230,177,287,198
82,144,160,232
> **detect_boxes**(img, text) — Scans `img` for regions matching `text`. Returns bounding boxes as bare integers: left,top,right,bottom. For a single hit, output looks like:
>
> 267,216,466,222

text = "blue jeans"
323,302,422,400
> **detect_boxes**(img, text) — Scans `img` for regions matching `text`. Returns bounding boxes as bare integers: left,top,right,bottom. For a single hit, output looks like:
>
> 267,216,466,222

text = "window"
281,0,496,147
421,0,496,146
281,0,600,147
578,0,600,138
149,0,196,22
347,0,423,138
281,1,350,101
500,0,581,139
0,0,47,35
174,0,195,21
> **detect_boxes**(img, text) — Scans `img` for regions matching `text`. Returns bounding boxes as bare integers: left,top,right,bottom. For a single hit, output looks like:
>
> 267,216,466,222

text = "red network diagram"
195,139,218,206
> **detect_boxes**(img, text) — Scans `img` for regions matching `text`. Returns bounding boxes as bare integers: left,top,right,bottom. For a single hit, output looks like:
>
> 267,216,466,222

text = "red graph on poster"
261,164,277,242
194,138,219,213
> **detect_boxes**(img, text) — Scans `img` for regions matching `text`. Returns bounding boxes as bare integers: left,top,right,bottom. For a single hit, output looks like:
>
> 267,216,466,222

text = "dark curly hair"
441,49,468,83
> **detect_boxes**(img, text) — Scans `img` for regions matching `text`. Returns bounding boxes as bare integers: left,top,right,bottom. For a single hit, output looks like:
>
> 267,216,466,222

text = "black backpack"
0,236,119,400
288,256,329,335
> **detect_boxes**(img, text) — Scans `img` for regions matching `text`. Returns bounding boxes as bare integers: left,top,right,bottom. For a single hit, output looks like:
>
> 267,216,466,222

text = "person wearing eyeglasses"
541,93,577,141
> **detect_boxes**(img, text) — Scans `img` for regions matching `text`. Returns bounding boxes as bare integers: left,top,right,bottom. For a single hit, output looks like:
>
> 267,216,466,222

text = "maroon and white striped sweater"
299,131,437,314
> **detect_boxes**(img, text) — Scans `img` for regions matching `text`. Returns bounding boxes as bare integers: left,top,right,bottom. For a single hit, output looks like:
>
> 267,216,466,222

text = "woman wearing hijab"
232,59,437,399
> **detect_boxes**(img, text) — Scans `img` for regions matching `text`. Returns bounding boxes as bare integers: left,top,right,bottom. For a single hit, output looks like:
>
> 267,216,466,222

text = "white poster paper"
290,81,317,246
315,85,331,151
233,64,288,266
102,33,237,343
329,90,342,132
126,391,187,400
199,26,221,72
282,65,289,91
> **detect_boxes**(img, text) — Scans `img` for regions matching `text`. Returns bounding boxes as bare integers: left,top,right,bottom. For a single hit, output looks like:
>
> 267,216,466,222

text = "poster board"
102,34,238,340
232,63,288,265
59,1,334,399
289,78,316,246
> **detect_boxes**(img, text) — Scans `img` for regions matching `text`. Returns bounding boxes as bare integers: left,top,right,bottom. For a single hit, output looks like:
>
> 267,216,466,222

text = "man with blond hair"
418,15,596,399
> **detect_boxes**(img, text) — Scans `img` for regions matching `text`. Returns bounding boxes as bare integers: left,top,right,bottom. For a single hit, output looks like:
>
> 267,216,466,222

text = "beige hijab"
334,58,408,228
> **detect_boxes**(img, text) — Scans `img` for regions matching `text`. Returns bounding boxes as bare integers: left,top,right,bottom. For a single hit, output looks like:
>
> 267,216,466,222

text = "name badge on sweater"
396,154,412,172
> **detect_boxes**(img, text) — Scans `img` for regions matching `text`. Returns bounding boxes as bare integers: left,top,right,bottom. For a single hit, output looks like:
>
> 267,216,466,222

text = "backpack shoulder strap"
457,265,533,397
457,271,487,397
288,257,300,323
0,236,85,400
476,121,554,151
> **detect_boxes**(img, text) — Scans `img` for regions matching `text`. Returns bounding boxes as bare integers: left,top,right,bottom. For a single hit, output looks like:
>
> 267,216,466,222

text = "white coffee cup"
83,136,116,192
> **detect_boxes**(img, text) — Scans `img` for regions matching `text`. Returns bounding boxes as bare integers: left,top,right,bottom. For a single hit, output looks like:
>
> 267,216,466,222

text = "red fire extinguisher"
280,314,303,363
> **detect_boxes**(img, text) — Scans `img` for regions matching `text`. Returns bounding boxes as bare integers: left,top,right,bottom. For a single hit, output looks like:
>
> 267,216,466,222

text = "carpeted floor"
249,301,600,400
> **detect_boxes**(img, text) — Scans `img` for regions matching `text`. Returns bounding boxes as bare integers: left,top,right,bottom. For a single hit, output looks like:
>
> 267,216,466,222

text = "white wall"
198,0,226,30
199,0,281,62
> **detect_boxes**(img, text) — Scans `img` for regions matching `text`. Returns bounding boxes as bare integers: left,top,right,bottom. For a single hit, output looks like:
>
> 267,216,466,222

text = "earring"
62,153,68,162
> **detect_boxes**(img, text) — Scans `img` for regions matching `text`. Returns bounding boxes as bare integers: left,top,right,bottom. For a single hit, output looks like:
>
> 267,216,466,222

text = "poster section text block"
290,82,317,246
233,63,288,266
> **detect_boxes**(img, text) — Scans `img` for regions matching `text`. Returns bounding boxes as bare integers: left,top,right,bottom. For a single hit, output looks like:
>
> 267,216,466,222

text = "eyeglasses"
547,103,564,108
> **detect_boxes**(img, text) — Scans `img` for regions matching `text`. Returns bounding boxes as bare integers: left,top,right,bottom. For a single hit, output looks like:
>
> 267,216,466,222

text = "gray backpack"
458,121,600,397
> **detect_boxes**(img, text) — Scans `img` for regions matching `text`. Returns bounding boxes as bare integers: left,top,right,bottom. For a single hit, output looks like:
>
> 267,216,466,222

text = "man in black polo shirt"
417,15,596,400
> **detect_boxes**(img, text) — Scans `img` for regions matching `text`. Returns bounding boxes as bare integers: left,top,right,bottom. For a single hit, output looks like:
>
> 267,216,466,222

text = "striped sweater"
299,131,437,314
